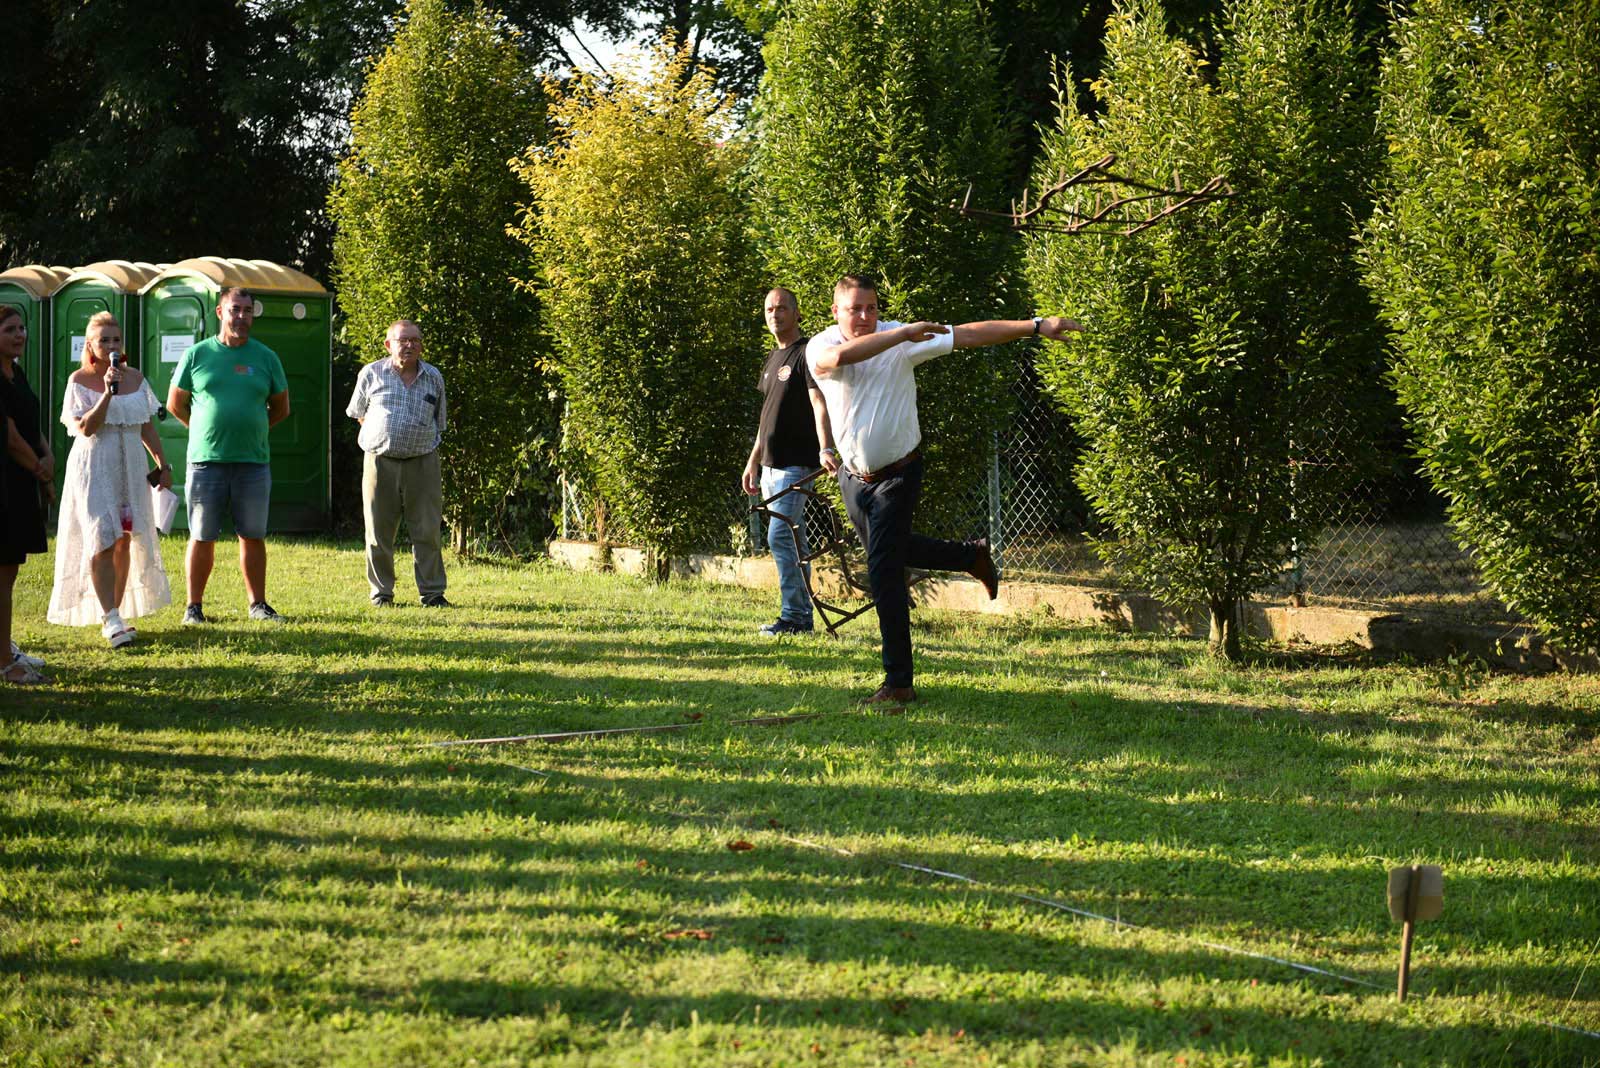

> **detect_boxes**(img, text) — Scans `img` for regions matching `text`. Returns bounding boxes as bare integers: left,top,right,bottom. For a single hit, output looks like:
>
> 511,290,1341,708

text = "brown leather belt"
851,449,921,484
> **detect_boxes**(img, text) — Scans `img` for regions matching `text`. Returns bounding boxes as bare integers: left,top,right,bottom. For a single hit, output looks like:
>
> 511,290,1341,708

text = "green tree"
515,40,757,574
0,0,633,277
750,0,1020,536
1025,0,1385,658
1364,0,1600,650
0,0,395,274
329,0,552,548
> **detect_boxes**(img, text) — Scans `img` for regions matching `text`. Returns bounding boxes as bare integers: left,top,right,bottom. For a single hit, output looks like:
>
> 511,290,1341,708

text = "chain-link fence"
560,349,1504,622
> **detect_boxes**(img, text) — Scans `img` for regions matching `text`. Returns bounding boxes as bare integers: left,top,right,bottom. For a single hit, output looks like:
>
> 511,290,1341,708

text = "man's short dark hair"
768,287,798,310
218,286,254,307
835,273,878,297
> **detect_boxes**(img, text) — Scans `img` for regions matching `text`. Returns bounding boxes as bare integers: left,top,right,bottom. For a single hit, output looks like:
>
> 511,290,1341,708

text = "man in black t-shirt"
741,288,835,636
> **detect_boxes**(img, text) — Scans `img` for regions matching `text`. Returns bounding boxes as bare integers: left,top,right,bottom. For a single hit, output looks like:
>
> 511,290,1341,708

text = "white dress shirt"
805,321,954,474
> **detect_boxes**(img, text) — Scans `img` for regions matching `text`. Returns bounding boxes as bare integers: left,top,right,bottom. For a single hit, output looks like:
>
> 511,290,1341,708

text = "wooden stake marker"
1387,864,1444,1002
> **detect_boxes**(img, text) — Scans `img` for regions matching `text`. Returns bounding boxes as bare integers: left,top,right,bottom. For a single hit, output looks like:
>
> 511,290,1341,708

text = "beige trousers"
362,450,446,601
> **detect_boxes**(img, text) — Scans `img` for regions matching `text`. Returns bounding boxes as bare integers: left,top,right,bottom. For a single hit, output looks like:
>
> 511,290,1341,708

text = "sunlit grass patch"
2,536,1597,1066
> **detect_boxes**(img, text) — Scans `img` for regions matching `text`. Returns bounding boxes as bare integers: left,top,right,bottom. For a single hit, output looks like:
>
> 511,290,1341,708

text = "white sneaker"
101,614,135,649
9,641,44,670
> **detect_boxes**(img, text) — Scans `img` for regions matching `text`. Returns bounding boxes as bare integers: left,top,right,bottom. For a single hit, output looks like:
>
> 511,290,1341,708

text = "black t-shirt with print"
756,337,820,469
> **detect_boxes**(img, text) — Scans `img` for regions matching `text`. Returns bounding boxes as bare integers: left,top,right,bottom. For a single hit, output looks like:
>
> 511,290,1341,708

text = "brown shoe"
860,684,917,706
969,538,1000,600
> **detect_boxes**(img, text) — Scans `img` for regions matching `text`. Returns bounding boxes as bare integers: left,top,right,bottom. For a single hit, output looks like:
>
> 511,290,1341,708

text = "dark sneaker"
759,618,814,636
249,601,285,623
420,594,453,608
181,603,208,626
371,594,394,607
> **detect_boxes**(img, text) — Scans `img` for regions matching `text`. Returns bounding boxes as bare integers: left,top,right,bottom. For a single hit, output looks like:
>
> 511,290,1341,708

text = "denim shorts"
186,462,271,541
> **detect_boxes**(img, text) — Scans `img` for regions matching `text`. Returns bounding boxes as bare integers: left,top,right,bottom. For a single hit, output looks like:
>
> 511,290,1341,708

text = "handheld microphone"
109,349,123,395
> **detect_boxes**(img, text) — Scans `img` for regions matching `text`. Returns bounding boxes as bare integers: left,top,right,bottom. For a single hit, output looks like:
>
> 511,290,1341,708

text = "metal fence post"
988,429,1005,566
560,474,570,541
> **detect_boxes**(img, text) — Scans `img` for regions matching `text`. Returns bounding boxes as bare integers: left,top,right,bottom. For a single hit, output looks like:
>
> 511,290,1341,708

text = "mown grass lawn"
2,536,1598,1067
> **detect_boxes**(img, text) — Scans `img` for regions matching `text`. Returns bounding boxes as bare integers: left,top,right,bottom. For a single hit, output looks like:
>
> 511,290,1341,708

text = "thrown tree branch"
955,153,1232,236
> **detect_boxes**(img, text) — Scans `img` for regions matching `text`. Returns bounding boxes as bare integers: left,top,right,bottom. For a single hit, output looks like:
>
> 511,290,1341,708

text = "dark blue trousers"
839,456,976,688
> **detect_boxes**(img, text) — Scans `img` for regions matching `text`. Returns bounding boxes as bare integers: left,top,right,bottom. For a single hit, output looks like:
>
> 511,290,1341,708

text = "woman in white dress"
47,312,174,647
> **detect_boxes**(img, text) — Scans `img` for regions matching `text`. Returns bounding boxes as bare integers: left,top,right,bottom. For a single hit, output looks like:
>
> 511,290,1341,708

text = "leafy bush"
329,0,553,550
515,41,758,574
1025,0,1385,657
1364,0,1600,650
750,0,1020,536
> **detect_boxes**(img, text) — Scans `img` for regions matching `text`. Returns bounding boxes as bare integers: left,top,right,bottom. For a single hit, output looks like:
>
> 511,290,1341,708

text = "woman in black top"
1,304,55,684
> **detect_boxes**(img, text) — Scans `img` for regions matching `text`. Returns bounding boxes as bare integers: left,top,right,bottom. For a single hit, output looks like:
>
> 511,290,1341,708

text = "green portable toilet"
0,264,74,431
140,257,333,532
48,261,167,501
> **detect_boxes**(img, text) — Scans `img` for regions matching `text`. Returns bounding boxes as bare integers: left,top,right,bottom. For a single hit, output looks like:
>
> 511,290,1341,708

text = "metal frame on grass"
750,467,925,636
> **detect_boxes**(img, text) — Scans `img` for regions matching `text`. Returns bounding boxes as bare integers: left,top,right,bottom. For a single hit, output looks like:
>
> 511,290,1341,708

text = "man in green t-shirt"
167,287,291,625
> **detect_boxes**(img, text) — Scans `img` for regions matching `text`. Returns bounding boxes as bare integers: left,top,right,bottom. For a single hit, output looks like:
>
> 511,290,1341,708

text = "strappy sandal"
101,618,135,649
2,654,49,685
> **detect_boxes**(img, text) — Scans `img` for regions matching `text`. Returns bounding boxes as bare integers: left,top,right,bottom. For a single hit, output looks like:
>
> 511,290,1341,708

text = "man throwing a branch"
806,273,1081,706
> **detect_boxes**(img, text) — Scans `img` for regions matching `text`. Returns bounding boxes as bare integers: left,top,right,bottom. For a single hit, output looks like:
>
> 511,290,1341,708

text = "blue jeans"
761,465,813,625
187,462,272,541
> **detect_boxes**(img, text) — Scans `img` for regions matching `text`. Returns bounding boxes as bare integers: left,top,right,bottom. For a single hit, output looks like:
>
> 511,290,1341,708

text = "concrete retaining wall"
546,539,1591,672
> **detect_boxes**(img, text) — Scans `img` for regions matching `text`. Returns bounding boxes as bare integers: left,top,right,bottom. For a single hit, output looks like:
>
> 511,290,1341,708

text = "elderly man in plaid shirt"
346,320,451,607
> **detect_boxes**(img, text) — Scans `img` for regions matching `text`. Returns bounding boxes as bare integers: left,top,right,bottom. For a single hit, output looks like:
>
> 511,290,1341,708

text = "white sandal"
2,654,49,685
101,617,135,649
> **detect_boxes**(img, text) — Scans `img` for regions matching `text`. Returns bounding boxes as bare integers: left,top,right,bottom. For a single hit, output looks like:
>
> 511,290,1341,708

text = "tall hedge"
1024,0,1385,658
514,42,757,574
329,0,551,548
1364,0,1600,651
750,0,1019,536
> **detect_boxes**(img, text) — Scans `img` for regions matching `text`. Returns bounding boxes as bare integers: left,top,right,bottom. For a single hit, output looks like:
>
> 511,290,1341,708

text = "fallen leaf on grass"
662,928,714,941
683,712,704,722
635,859,650,870
727,840,755,852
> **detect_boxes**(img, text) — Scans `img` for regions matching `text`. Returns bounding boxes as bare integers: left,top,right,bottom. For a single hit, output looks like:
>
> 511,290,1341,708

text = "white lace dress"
47,380,173,626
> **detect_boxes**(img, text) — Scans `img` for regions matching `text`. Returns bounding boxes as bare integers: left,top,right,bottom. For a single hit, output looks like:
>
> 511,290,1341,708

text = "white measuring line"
480,755,1600,1042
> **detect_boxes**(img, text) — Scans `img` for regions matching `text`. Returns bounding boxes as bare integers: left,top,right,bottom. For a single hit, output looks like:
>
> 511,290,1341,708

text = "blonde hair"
81,311,123,370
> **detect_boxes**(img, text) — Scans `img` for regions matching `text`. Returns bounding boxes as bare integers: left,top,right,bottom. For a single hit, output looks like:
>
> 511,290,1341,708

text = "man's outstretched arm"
811,321,948,375
953,317,1083,349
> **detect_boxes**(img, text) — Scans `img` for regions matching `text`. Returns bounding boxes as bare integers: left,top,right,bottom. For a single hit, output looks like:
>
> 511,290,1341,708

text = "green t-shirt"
174,336,288,464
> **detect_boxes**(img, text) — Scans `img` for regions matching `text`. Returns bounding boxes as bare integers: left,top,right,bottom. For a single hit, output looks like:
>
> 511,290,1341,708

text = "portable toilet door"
140,257,332,532
48,262,168,503
0,264,74,433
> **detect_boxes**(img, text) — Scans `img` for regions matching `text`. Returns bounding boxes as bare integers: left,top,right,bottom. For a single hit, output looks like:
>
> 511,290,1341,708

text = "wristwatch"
1032,317,1042,336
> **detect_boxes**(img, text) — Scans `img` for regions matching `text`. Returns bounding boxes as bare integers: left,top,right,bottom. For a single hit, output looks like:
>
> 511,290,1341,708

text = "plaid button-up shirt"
346,358,447,459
